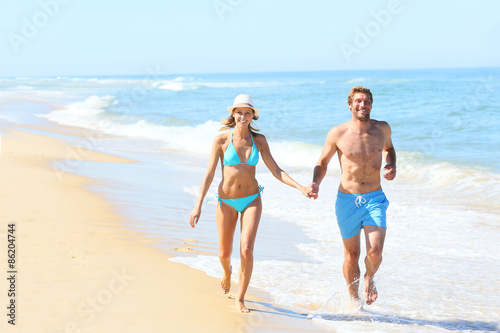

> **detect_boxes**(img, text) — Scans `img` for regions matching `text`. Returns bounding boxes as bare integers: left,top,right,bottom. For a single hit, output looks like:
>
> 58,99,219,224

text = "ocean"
1,68,499,332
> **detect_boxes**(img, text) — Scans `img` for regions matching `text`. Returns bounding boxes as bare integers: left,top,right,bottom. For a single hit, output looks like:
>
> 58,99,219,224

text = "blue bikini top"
223,131,259,166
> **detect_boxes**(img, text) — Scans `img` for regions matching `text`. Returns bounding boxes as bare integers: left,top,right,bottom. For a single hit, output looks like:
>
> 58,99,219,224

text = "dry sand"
0,127,330,332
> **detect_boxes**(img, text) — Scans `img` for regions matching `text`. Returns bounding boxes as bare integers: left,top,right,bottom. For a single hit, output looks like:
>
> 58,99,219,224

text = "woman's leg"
237,195,262,313
216,200,238,293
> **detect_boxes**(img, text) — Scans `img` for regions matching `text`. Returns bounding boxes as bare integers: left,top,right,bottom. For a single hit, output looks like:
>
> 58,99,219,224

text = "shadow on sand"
314,311,499,332
245,300,498,332
243,299,309,319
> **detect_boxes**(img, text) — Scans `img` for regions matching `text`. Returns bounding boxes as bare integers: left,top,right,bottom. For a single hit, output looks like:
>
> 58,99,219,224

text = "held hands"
301,183,319,200
300,185,311,198
189,208,201,228
384,164,396,181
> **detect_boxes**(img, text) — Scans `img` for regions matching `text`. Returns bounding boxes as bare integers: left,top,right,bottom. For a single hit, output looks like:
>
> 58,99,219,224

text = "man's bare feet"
364,275,378,305
347,297,363,312
221,265,232,294
236,299,250,313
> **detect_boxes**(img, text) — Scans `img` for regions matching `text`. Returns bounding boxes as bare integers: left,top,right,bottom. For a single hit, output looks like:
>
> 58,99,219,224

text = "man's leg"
342,233,362,303
363,225,386,305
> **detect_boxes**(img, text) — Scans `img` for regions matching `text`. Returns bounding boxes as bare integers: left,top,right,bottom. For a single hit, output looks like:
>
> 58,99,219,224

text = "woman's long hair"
219,111,260,133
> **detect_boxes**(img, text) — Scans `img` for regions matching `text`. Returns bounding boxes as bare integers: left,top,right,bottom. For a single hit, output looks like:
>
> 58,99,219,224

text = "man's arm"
308,127,339,199
381,122,396,181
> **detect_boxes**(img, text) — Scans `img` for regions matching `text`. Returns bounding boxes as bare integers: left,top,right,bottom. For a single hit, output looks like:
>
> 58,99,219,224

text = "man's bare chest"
338,133,386,161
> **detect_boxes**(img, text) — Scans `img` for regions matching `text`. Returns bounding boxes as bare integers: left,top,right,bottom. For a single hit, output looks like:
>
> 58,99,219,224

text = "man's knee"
344,248,361,262
366,246,383,262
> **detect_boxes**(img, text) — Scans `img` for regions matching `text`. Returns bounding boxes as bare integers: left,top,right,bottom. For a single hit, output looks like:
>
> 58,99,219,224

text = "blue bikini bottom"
216,186,264,212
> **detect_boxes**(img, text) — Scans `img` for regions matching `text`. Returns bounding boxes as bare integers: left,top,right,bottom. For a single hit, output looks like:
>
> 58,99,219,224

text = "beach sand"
0,126,330,332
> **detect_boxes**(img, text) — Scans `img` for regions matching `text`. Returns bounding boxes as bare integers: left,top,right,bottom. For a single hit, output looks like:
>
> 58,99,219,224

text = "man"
307,86,396,307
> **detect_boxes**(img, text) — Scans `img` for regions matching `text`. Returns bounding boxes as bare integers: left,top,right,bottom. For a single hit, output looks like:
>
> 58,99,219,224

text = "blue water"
2,67,498,170
1,68,499,332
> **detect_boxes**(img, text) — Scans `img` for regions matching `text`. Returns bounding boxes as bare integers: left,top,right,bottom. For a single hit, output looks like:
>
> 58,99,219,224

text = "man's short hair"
348,86,373,104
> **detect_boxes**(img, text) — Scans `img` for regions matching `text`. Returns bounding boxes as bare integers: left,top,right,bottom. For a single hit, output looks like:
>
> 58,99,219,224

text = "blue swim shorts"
335,189,389,239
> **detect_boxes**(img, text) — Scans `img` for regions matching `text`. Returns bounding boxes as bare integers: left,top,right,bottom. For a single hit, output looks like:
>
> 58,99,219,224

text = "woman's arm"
189,136,223,227
256,134,309,196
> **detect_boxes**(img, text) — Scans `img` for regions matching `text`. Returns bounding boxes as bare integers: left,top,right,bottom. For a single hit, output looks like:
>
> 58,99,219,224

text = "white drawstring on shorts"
355,196,367,208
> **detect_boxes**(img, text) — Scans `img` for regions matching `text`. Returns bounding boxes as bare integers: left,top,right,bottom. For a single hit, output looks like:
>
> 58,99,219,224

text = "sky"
1,0,499,77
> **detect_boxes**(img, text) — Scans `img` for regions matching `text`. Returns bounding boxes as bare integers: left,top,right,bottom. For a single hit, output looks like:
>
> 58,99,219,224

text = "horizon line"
1,65,499,79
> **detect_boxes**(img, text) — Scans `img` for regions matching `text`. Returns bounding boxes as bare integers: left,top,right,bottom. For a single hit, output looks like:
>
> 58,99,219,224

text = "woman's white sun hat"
227,94,260,118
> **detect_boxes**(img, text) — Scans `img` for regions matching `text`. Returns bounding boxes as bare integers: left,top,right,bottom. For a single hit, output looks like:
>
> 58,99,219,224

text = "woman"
189,94,310,313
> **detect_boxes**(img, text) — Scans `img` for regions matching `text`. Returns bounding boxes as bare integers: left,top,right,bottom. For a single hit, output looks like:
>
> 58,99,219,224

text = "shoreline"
0,124,330,332
1,68,498,332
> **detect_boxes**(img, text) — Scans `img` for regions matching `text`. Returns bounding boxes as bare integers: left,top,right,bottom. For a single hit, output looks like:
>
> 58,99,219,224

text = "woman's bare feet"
236,299,250,313
221,265,232,294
